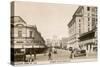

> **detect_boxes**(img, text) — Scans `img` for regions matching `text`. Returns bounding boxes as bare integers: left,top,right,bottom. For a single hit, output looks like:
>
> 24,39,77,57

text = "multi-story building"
78,6,97,52
11,16,47,63
68,6,97,52
61,37,70,49
68,7,82,49
45,39,52,47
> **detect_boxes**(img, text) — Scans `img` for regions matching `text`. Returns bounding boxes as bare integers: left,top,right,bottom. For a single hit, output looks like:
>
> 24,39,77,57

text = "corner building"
11,16,47,63
68,6,97,52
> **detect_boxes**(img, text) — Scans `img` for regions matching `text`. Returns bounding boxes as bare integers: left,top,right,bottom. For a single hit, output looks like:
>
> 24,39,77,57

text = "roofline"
11,16,27,24
72,6,83,17
67,6,83,27
67,17,75,27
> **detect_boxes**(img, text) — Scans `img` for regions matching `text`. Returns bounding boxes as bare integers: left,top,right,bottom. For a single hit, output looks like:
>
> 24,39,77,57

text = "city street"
35,49,97,63
15,48,97,65
35,49,71,63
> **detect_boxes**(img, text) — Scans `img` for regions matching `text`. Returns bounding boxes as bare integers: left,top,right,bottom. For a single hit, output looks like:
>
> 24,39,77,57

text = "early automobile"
74,49,86,57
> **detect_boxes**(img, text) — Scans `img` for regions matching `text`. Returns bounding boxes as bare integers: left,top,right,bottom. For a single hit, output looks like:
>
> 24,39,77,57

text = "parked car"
74,49,86,57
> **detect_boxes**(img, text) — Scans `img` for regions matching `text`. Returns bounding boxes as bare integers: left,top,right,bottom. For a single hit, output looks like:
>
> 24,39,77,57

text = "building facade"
68,6,97,52
11,16,47,63
68,7,82,49
78,6,97,52
61,37,70,49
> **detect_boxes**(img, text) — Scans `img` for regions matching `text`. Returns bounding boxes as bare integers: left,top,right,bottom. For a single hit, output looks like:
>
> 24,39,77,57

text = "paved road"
33,49,97,63
15,49,97,64
35,49,70,62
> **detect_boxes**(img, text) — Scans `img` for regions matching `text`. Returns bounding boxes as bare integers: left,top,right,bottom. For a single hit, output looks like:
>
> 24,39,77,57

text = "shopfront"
78,30,97,52
14,48,25,62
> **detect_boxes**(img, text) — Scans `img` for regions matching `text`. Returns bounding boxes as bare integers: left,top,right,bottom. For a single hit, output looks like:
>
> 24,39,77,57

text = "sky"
14,1,78,40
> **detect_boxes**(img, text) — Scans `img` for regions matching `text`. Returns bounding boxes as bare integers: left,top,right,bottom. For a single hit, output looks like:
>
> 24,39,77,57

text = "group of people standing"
25,51,37,62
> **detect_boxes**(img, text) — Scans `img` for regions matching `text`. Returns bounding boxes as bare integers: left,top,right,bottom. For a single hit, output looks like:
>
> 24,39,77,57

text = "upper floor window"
16,41,23,43
88,28,90,32
88,13,90,16
88,22,90,26
92,7,97,12
18,31,22,37
30,31,33,37
87,7,90,11
79,19,81,22
92,18,95,26
88,18,90,21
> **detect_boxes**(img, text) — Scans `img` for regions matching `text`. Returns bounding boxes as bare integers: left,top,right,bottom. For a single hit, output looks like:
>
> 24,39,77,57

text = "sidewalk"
70,58,97,62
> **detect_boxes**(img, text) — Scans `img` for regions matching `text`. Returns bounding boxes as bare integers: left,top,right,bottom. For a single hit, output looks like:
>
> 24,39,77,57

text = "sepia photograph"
11,1,97,65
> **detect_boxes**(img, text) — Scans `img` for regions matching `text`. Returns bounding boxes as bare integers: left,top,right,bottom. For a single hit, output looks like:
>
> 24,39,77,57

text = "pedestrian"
70,49,74,59
34,51,36,60
48,52,52,60
30,51,32,62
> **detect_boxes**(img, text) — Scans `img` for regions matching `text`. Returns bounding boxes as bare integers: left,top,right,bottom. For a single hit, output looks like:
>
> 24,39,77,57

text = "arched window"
16,24,24,27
